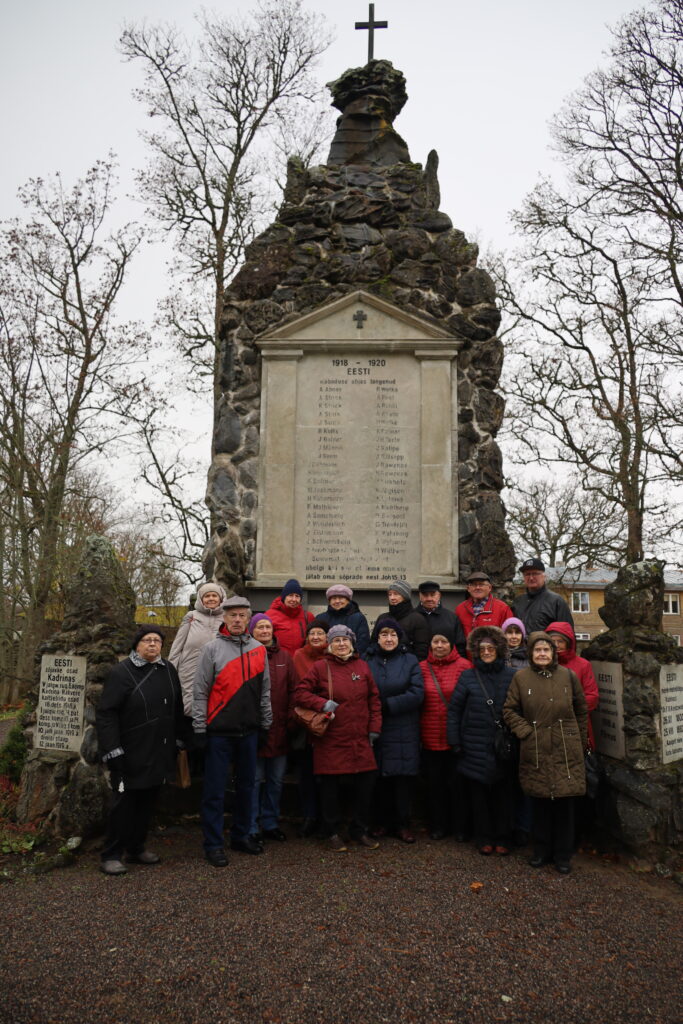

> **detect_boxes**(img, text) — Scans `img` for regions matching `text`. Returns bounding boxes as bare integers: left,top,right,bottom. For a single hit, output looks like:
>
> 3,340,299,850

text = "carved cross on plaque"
355,3,388,63
353,309,368,329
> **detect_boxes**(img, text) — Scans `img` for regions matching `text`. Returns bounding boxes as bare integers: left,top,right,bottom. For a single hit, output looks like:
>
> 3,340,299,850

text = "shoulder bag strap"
428,665,450,709
327,662,334,702
474,669,504,728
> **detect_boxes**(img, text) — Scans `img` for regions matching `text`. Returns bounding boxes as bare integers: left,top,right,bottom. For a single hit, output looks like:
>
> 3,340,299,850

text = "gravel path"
0,824,680,1024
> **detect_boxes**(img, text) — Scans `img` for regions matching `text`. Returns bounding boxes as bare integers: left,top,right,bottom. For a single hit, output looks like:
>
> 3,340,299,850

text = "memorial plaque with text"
35,653,87,753
255,292,459,589
294,352,420,585
660,664,683,765
591,661,625,759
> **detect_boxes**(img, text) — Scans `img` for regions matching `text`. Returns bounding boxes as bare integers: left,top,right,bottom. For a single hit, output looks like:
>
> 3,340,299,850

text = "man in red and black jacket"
193,594,272,866
455,571,511,639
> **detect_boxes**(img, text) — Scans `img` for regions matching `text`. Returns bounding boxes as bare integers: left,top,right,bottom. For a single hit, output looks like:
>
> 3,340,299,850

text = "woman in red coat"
294,624,382,852
546,622,599,748
420,634,471,840
267,578,314,655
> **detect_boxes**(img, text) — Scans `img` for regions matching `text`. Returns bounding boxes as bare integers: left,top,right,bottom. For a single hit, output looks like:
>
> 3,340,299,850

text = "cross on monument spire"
355,3,388,63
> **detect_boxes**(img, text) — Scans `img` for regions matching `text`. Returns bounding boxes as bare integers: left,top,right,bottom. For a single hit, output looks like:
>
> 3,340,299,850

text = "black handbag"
584,749,599,799
474,671,516,766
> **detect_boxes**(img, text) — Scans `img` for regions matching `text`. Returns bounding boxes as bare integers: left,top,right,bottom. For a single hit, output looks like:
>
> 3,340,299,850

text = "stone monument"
16,536,135,837
584,561,683,862
203,59,515,609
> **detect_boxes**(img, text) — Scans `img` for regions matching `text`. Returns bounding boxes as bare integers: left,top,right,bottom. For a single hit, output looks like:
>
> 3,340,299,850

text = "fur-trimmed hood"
468,625,508,661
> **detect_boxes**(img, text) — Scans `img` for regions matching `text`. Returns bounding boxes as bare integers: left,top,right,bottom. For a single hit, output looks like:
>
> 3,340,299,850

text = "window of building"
572,592,590,613
667,634,681,646
575,632,591,641
663,593,680,615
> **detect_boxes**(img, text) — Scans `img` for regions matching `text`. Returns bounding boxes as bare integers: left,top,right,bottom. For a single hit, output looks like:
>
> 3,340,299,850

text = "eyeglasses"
479,644,496,652
330,637,351,644
140,638,162,645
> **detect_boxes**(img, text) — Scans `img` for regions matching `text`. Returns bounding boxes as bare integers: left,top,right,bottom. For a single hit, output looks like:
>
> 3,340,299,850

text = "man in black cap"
416,581,467,657
512,558,574,634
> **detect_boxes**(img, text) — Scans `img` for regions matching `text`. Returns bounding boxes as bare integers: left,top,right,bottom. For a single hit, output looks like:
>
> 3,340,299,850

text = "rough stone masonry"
203,60,515,592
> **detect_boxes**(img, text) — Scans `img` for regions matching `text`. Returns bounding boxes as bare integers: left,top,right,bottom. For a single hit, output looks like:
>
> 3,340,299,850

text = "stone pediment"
257,290,458,349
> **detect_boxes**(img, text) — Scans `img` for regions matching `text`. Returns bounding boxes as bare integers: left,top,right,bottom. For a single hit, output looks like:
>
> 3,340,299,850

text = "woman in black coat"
447,625,516,855
96,625,186,875
365,617,424,842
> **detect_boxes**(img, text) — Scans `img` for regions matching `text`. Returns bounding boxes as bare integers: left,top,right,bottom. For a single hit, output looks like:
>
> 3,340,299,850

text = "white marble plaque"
35,653,87,753
660,664,683,764
591,661,625,759
255,291,460,588
294,352,420,585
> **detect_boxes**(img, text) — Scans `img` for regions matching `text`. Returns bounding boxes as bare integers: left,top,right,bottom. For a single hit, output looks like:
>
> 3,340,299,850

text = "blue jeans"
201,732,258,851
251,754,287,832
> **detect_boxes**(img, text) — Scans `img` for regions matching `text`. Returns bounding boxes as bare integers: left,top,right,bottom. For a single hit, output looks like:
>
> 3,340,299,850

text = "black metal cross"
353,309,367,329
355,4,388,63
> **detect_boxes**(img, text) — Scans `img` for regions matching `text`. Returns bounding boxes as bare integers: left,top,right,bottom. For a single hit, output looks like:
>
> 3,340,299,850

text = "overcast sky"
0,0,648,557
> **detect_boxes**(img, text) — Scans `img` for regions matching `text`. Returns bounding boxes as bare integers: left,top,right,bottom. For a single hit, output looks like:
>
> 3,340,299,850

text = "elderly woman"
324,584,370,656
169,582,227,715
248,614,297,844
293,616,331,680
96,626,185,875
501,616,528,670
267,578,314,655
504,632,588,874
294,624,381,851
379,580,430,661
365,617,424,842
447,626,517,855
419,634,471,840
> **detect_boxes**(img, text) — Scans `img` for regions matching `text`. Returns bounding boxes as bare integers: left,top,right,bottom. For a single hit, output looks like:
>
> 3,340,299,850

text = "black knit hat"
371,616,405,644
132,625,165,649
281,578,303,599
307,615,331,635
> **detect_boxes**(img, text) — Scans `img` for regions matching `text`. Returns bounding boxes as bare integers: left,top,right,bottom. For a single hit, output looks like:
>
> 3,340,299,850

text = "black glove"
105,754,125,773
192,732,208,753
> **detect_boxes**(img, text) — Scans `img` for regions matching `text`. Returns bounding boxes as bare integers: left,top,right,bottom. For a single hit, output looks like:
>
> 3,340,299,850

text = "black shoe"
262,828,287,842
230,836,264,855
528,854,552,868
429,829,446,840
205,848,228,868
555,861,572,875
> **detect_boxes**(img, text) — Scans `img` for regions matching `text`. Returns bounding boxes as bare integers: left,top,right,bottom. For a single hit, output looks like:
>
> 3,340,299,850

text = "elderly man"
455,571,511,639
193,594,272,866
512,557,574,634
416,581,467,657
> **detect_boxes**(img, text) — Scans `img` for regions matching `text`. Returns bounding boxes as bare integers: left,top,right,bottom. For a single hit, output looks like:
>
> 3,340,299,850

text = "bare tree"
505,476,629,569
120,1,334,390
494,1,683,563
0,161,148,700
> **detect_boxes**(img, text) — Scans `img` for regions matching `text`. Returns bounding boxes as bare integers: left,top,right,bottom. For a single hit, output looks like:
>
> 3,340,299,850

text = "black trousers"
102,778,161,861
373,774,415,830
532,796,575,864
468,777,514,846
317,771,377,838
422,750,471,836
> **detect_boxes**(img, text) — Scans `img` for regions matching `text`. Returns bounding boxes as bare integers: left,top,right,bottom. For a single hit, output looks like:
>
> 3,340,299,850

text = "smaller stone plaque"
660,664,683,765
35,653,87,753
591,661,625,759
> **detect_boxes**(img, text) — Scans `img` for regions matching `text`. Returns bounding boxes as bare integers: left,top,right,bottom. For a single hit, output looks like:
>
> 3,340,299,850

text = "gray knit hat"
387,579,412,602
327,624,356,643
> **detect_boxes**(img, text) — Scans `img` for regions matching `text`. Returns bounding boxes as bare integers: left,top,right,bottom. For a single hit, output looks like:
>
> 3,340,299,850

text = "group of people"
95,558,598,877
